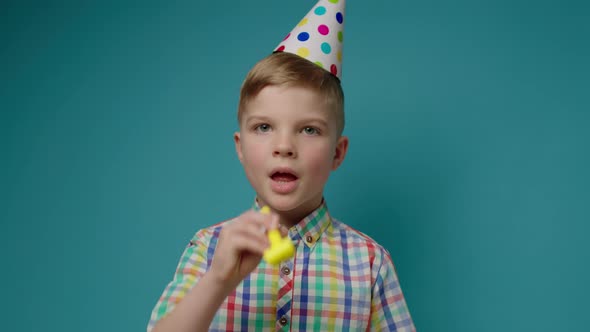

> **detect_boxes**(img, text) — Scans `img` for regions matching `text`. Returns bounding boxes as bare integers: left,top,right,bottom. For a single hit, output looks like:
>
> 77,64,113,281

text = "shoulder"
187,217,236,247
329,218,394,266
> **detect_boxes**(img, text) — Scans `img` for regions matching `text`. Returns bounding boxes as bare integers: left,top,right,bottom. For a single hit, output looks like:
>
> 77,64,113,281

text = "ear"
234,132,244,163
331,136,349,170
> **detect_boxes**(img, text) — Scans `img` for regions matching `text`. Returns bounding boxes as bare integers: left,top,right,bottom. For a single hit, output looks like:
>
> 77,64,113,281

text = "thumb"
270,213,280,230
278,224,289,237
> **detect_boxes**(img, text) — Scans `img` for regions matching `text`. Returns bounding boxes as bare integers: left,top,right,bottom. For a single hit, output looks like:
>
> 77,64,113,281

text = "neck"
257,197,323,228
276,208,312,228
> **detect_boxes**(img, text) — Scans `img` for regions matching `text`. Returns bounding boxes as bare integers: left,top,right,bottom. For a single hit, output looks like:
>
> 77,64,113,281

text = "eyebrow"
244,115,271,125
299,118,329,128
245,115,329,127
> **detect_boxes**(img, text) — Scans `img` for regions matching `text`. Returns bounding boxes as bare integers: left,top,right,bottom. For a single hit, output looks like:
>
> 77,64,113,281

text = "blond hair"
238,52,345,136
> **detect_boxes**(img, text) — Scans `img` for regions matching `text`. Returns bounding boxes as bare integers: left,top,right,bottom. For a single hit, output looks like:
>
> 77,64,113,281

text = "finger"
230,232,269,255
269,214,279,230
233,223,271,247
221,219,268,245
238,210,273,229
279,224,289,237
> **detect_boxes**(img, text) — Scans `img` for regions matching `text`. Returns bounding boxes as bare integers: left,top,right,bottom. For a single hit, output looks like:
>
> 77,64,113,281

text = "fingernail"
271,215,279,228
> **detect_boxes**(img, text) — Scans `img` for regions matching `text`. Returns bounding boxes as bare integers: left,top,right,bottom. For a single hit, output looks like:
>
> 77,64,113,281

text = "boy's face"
234,85,348,219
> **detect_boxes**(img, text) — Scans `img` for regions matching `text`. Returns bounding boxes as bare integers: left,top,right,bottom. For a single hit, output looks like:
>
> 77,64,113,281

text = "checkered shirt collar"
252,198,332,248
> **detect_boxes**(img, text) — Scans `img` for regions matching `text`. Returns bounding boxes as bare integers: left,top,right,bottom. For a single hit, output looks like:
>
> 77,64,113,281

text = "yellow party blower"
260,206,295,265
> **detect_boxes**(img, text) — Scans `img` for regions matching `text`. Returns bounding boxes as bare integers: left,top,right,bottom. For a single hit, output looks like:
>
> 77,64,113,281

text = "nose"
273,133,297,158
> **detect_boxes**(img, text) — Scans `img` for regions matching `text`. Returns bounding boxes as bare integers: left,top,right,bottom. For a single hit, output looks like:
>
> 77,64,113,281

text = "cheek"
305,145,335,177
241,140,266,167
240,141,267,188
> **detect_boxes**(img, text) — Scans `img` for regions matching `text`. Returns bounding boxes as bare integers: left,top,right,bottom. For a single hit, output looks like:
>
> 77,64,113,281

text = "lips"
269,167,299,180
271,172,298,182
269,168,299,194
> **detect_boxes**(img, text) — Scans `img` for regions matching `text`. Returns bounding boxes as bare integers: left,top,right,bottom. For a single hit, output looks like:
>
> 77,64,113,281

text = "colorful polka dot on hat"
274,0,346,79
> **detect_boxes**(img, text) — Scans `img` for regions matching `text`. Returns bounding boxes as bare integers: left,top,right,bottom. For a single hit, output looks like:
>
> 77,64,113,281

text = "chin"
268,193,322,213
263,196,300,212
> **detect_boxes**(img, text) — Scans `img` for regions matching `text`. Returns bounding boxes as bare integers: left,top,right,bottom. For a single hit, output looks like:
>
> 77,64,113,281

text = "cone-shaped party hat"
273,0,346,79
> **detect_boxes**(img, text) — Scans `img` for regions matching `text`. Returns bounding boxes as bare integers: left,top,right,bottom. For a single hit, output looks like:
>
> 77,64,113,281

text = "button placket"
281,265,291,275
279,316,288,326
275,256,294,331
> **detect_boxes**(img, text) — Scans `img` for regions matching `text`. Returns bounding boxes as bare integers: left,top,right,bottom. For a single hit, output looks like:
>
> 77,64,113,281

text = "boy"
148,1,415,331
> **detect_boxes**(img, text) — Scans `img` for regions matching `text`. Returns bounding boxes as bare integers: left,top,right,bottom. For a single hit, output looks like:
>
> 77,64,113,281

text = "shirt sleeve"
147,228,214,332
370,247,416,331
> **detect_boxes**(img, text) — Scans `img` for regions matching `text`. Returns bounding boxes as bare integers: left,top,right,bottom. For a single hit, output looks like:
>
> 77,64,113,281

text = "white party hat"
273,0,346,79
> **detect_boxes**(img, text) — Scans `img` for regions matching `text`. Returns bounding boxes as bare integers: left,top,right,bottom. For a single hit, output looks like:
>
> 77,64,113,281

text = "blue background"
2,0,589,331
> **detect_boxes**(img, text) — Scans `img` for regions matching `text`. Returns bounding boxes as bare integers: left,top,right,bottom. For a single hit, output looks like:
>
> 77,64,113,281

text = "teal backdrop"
2,0,589,331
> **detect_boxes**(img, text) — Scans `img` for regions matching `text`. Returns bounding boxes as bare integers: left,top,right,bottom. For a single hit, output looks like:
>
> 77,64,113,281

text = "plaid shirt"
148,201,415,331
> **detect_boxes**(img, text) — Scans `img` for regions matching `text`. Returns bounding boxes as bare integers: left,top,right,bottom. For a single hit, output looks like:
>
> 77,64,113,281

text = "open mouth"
269,168,299,194
271,171,298,182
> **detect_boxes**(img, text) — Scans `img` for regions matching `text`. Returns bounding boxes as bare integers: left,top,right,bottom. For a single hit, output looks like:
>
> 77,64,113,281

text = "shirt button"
279,317,288,326
306,235,313,243
281,266,291,275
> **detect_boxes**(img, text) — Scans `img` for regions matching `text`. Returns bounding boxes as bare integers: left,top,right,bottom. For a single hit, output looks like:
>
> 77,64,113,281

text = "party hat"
273,0,346,79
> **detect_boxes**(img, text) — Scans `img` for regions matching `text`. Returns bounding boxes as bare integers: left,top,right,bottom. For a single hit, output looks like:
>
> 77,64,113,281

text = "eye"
255,123,272,133
302,127,320,135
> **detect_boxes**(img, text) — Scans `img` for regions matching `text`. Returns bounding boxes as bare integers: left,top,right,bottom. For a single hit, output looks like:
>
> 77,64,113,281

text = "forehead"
243,85,334,120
